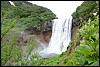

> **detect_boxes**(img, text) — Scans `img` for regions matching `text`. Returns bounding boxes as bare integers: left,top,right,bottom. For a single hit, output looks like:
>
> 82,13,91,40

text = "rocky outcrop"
18,16,53,47
71,26,78,40
22,20,52,34
21,30,52,47
34,20,52,32
44,21,52,31
36,31,52,47
21,20,53,43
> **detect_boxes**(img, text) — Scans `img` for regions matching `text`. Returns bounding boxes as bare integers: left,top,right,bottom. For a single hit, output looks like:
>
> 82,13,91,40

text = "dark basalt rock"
23,20,53,35
21,21,53,43
24,27,41,35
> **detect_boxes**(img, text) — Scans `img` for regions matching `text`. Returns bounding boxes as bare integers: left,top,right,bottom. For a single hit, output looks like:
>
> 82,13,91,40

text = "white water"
39,16,72,58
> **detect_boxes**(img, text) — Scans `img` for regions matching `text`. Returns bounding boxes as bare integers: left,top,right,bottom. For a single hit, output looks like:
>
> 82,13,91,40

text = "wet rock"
71,26,78,40
36,31,52,47
44,21,52,31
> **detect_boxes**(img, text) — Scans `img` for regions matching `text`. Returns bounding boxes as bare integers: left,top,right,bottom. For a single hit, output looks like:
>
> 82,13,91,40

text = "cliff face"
1,1,55,45
21,20,52,44
71,26,78,40
1,1,57,30
21,29,52,47
71,1,99,40
36,31,52,47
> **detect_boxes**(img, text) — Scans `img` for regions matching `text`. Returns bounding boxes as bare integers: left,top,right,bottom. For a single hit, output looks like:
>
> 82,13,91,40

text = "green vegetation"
72,1,99,26
1,1,57,66
1,1,99,66
13,5,56,30
1,15,38,65
61,16,99,66
1,1,57,31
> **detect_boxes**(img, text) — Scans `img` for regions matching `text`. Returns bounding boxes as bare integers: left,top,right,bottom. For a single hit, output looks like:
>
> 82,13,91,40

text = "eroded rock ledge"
21,21,52,46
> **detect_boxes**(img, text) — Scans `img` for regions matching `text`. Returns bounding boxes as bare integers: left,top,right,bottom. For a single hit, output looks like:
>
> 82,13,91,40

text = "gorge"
2,1,99,66
38,17,72,58
21,17,72,59
8,1,75,59
8,1,81,59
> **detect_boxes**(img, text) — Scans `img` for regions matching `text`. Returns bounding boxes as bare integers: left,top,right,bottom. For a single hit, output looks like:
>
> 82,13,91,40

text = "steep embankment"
59,1,99,66
71,1,99,40
69,1,99,55
1,1,56,66
1,1,56,44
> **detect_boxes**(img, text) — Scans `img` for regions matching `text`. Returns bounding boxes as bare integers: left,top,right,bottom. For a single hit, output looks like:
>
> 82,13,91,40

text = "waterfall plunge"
39,16,72,58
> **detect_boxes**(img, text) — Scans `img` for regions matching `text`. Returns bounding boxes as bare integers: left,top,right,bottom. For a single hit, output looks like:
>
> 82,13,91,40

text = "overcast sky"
28,1,83,19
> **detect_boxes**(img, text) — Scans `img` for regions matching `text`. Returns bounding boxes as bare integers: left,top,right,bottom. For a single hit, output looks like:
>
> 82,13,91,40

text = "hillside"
1,1,99,66
1,1,57,31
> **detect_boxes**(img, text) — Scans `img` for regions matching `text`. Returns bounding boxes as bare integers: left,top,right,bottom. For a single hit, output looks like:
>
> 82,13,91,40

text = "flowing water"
38,17,72,58
9,1,72,59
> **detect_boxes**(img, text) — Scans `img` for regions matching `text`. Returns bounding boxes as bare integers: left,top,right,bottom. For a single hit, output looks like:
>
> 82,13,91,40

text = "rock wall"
21,21,52,46
36,31,52,47
71,26,78,40
21,30,52,46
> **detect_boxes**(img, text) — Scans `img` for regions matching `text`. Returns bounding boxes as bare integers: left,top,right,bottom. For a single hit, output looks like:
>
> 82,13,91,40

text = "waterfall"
39,16,72,58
